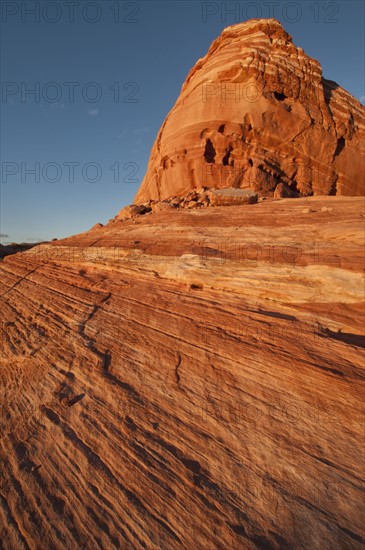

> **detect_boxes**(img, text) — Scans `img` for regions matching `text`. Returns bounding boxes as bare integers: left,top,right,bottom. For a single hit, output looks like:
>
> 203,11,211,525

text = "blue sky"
1,0,364,243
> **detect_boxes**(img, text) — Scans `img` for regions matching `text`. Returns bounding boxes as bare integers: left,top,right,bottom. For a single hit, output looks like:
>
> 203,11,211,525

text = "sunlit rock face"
1,196,364,549
134,19,365,203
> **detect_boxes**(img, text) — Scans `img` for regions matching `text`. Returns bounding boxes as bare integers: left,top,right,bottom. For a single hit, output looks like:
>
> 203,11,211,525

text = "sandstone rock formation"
1,196,364,549
134,19,365,203
1,18,365,550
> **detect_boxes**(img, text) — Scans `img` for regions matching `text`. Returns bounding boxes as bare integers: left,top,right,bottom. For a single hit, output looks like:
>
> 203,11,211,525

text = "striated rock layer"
1,197,364,549
134,19,365,204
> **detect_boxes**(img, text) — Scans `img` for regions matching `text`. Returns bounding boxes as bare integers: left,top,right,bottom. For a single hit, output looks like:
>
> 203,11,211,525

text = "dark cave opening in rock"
204,139,216,163
222,146,233,166
218,124,225,134
274,91,287,101
329,176,338,196
287,180,300,194
334,137,345,157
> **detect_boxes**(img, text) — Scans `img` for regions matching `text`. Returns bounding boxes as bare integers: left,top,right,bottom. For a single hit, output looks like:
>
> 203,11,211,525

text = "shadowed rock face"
0,243,42,259
1,197,364,549
134,19,365,203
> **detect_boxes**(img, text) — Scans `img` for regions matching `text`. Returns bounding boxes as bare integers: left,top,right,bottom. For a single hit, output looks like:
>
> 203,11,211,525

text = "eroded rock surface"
1,197,364,549
134,19,365,203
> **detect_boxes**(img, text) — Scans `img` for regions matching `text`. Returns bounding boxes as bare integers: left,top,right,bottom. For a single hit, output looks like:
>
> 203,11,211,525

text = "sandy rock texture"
134,19,365,203
0,197,364,549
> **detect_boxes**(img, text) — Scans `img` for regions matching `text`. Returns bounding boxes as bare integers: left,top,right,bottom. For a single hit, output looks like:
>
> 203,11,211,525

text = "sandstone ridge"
1,197,364,549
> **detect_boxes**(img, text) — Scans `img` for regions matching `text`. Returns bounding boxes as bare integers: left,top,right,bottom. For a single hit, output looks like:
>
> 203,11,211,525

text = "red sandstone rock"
1,18,365,550
115,204,150,221
151,201,174,213
89,223,104,231
0,197,364,549
273,182,299,199
210,187,258,205
133,19,365,204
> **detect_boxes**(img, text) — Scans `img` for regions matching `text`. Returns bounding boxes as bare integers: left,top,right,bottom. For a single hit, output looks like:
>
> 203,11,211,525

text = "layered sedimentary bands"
1,18,365,550
1,197,364,549
135,19,365,202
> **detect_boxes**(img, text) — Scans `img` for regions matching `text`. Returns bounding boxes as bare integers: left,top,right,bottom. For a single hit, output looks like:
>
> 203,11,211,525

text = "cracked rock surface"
1,196,364,549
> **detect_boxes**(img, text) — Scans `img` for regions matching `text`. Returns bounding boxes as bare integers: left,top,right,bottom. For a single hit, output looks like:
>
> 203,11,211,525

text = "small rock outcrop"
210,188,258,205
134,19,365,203
115,204,151,221
113,187,260,223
